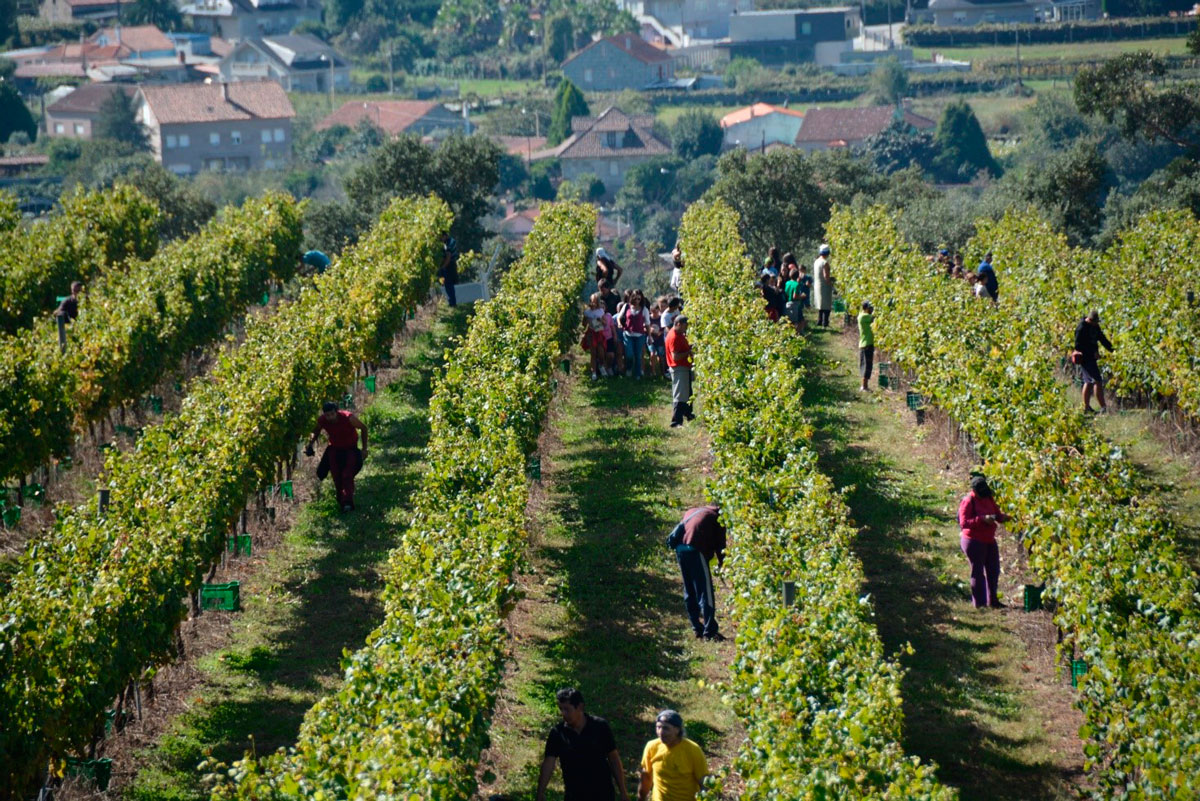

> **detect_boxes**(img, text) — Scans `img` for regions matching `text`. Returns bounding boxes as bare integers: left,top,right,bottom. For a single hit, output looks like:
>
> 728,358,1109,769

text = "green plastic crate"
1,504,20,528
260,291,270,306
201,581,241,611
364,375,377,393
832,298,847,314
906,391,925,411
1023,584,1043,612
560,358,571,374
878,374,890,389
22,483,45,506
526,455,542,481
227,533,252,557
277,480,294,500
66,757,112,791
1070,659,1087,687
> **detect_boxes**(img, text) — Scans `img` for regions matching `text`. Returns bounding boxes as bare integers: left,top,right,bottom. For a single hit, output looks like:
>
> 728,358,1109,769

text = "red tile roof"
46,83,136,115
555,106,669,160
720,103,804,128
794,106,935,146
315,100,439,135
90,25,174,53
139,80,295,124
564,33,674,68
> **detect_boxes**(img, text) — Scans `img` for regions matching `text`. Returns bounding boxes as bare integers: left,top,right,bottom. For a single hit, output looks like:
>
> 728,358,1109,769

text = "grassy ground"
802,323,1086,800
909,34,1193,64
475,371,741,800
120,306,470,801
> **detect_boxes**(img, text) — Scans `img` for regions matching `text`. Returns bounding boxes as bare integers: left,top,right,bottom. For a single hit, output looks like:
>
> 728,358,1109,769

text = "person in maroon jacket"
673,505,728,641
958,474,1011,609
305,401,368,512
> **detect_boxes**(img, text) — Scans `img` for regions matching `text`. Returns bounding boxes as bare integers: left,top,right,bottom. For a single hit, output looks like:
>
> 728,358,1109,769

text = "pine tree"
94,89,149,151
932,100,1000,182
0,82,35,144
546,79,589,147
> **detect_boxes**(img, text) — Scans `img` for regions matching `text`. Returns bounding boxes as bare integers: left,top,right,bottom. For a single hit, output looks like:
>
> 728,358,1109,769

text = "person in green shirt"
858,301,875,392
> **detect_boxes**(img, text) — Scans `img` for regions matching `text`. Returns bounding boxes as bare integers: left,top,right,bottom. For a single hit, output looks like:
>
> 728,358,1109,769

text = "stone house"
39,0,119,23
561,34,675,92
793,105,935,152
44,83,138,140
135,80,295,174
219,34,350,92
720,103,805,150
542,106,670,196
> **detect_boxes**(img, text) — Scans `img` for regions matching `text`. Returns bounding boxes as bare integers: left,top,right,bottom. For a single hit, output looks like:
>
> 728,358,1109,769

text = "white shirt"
670,267,683,291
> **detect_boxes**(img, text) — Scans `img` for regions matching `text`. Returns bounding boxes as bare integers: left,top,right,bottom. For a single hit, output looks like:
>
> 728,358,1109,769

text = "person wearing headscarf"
638,710,708,801
813,243,833,327
596,247,623,287
958,474,1011,609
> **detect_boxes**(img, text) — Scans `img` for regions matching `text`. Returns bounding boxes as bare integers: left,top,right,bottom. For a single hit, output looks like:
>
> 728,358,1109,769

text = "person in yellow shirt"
637,710,708,801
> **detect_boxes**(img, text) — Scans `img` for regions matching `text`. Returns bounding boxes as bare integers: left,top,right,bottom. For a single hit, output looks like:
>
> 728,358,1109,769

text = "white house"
720,103,805,150
219,34,350,92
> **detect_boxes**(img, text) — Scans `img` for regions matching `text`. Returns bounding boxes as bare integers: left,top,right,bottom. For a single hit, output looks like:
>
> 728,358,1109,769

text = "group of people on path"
757,244,836,331
932,248,1000,302
537,689,708,801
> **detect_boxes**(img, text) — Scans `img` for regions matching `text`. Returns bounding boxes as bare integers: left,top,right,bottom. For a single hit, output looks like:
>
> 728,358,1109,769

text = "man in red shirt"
672,505,727,640
664,315,694,428
305,401,369,512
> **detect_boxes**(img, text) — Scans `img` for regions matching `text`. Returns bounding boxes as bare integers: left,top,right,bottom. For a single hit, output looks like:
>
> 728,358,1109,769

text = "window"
54,123,64,134
210,132,221,145
206,157,224,171
168,164,192,175
166,134,178,149
74,124,85,135
231,130,242,145
801,21,811,35
179,134,190,147
606,131,617,148
584,68,593,83
261,129,272,143
273,128,285,142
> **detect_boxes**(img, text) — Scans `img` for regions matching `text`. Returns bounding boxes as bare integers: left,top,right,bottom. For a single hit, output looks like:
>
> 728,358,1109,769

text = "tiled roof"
315,100,440,135
91,25,174,53
720,103,804,128
794,106,935,145
563,33,673,68
46,83,136,115
556,106,669,160
492,135,548,157
139,80,294,124
259,34,346,67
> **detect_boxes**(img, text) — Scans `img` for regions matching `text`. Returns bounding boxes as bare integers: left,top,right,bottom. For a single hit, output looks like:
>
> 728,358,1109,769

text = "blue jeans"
676,545,717,636
623,332,645,378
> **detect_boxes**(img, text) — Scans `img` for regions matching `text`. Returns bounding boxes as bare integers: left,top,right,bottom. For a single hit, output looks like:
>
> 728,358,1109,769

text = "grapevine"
0,195,452,796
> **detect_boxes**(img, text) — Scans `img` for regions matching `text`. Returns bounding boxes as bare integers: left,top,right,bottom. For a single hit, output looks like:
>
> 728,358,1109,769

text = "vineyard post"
98,488,110,517
56,313,66,353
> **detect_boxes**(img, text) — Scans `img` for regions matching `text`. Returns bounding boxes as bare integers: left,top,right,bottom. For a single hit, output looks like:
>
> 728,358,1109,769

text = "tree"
344,132,502,250
702,149,832,257
616,155,681,224
434,0,501,58
860,118,937,174
1189,21,1200,56
544,11,573,63
94,89,149,150
546,78,589,146
869,57,908,107
932,100,1000,182
0,82,35,144
529,160,557,200
1,0,17,47
1018,141,1110,245
670,109,722,161
125,162,217,241
1075,51,1200,150
123,0,182,29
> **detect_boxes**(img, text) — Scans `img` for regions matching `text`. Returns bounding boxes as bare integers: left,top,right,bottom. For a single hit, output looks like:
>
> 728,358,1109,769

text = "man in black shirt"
537,687,630,801
55,281,83,322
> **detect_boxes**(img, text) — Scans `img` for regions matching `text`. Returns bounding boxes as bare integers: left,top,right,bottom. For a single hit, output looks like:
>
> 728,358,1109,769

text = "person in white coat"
813,243,833,327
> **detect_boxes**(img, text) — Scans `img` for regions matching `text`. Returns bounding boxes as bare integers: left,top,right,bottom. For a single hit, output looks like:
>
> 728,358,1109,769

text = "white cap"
819,244,831,255
596,247,611,260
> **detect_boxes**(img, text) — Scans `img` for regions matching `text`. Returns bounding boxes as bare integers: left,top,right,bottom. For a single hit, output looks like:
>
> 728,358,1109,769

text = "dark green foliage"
0,0,17,47
546,79,588,146
860,118,937,175
1016,140,1110,244
497,152,529,192
1075,51,1200,150
365,74,388,91
932,100,1000,182
529,160,558,200
304,199,367,255
702,148,831,256
615,155,681,223
544,11,573,62
122,0,182,29
669,109,723,161
343,132,502,250
127,162,217,241
869,57,908,106
1020,93,1091,153
1189,21,1200,55
807,148,889,206
1103,156,1200,241
433,0,501,58
0,81,35,144
94,89,149,150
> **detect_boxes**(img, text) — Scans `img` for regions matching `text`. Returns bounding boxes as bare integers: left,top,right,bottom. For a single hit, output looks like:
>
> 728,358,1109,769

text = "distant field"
910,35,1192,65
